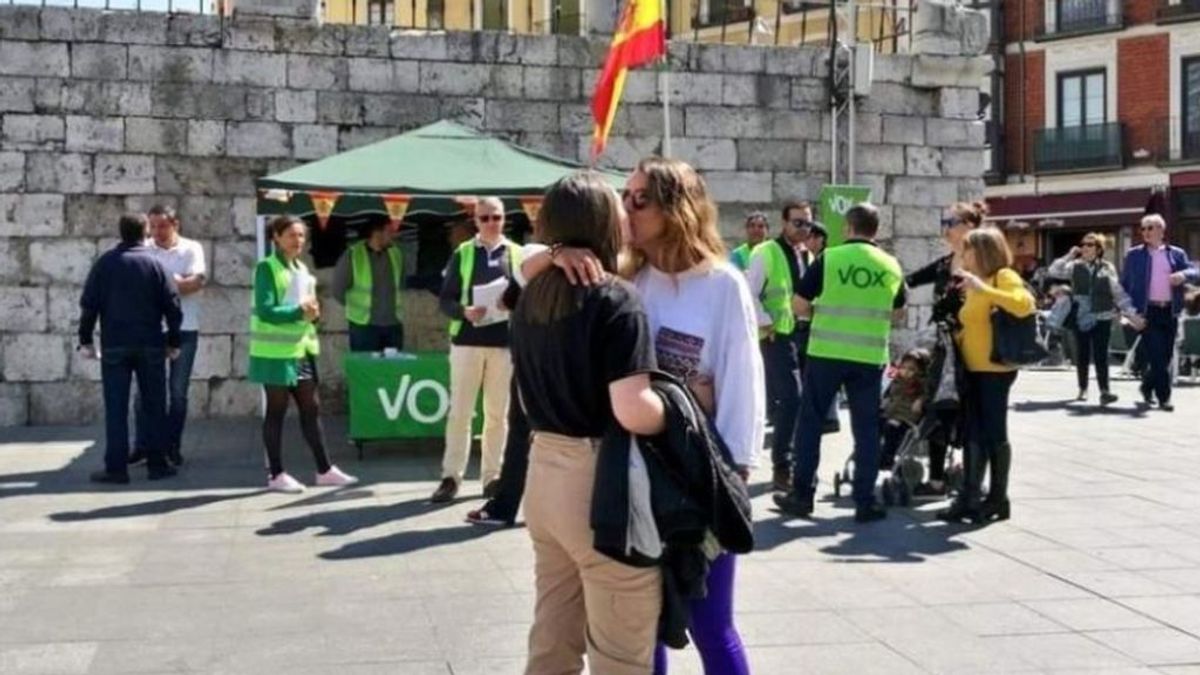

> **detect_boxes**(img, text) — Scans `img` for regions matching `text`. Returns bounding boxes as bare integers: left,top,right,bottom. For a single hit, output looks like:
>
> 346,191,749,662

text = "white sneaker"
267,472,306,494
315,465,358,487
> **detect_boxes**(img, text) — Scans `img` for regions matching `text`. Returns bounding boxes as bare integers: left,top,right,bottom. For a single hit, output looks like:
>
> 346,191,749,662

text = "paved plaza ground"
1,370,1199,674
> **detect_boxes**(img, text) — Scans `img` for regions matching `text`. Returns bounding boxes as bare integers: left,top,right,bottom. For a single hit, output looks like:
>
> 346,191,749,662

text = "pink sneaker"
267,472,305,494
316,465,358,487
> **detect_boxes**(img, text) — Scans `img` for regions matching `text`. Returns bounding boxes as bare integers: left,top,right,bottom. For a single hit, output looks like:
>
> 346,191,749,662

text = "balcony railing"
692,2,754,30
1036,0,1123,39
1158,0,1200,23
1153,117,1200,165
1033,122,1125,174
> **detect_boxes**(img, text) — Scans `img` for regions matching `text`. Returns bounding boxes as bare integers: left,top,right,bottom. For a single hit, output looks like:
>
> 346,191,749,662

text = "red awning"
986,188,1152,230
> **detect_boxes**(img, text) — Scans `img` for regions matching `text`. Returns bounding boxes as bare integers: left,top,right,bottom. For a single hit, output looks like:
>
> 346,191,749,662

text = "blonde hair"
622,157,725,277
963,227,1013,279
1080,231,1108,257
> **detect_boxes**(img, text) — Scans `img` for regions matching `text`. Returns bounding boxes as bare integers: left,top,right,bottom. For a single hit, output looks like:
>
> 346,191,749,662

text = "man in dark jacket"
1120,214,1200,411
78,214,183,484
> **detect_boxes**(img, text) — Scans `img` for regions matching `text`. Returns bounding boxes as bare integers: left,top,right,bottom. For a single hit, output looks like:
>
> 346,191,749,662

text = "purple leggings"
653,553,749,675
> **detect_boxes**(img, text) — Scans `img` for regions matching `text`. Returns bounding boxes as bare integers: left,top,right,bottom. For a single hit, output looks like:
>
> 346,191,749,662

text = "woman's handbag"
991,308,1048,366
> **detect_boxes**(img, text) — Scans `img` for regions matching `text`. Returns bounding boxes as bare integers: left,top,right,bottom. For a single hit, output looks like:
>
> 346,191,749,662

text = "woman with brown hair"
902,201,984,498
512,171,666,674
938,227,1035,524
249,216,357,493
1048,232,1142,404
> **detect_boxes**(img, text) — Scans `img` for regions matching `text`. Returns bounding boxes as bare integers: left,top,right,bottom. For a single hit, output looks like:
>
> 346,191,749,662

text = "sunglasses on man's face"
789,219,811,228
621,189,650,211
1141,225,1159,232
476,214,503,223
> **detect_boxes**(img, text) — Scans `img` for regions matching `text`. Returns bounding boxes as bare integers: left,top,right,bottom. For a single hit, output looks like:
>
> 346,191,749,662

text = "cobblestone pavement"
1,370,1199,674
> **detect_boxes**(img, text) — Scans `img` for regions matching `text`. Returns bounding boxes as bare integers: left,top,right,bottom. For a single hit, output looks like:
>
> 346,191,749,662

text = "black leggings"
1073,321,1112,393
262,379,332,478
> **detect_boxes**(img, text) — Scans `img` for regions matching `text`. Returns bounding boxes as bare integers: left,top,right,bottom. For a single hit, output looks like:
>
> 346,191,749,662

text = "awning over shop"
985,188,1153,231
255,120,627,219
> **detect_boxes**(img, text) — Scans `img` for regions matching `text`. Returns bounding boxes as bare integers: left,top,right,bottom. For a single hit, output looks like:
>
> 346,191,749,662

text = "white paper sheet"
471,277,510,326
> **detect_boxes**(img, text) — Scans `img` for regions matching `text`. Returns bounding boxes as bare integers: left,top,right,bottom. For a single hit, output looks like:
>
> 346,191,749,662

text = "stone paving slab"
0,371,1199,674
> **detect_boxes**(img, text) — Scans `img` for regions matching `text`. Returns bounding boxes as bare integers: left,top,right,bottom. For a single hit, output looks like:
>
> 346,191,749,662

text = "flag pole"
659,0,671,157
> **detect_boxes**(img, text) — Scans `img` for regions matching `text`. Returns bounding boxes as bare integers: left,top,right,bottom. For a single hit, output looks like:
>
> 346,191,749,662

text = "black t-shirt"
511,277,656,438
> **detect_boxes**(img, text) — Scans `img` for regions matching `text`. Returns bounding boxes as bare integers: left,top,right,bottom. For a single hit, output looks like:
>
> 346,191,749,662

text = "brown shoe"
430,477,458,503
482,479,500,500
772,466,791,492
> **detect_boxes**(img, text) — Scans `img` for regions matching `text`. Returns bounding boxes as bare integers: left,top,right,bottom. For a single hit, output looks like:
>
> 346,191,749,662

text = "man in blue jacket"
1120,214,1200,411
78,214,183,483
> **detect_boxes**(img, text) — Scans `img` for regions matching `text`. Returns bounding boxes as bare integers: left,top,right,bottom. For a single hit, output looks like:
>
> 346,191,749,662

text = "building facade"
320,0,909,51
985,0,1200,272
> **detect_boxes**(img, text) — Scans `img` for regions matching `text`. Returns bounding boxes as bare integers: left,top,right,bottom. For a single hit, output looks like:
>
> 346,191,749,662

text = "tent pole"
660,0,671,159
255,214,267,419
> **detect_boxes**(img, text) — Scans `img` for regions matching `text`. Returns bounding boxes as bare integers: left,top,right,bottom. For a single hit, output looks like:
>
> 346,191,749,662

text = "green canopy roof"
256,120,626,218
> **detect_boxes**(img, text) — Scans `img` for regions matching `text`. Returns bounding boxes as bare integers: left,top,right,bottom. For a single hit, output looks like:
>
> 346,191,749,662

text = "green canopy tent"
256,119,626,220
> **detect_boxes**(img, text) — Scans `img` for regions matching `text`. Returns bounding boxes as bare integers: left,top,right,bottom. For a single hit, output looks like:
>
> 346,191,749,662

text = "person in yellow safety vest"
249,215,358,494
729,211,769,272
745,198,812,492
774,203,907,524
331,218,405,352
431,196,523,504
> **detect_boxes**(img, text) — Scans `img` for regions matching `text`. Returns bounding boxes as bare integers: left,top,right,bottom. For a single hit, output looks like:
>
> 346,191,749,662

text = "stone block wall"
0,5,987,425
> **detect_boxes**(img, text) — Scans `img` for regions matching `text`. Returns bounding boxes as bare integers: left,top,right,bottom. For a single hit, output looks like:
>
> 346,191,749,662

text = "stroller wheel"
899,481,913,507
833,471,843,497
881,479,895,507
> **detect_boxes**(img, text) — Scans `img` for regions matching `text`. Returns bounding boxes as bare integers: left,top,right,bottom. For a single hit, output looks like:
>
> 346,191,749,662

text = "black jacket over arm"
592,372,754,649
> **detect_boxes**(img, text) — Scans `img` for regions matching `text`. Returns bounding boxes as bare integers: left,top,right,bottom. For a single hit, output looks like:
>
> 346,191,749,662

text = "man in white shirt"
132,205,206,467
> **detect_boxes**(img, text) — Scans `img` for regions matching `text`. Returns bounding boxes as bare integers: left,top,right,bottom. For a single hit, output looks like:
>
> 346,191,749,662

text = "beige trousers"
442,344,511,486
524,433,661,675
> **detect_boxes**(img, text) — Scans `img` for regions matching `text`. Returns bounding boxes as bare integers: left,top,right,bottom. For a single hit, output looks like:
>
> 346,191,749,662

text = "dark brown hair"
119,213,147,243
268,215,306,239
623,156,725,277
520,171,623,324
846,203,881,238
950,201,988,228
963,226,1013,279
781,198,812,222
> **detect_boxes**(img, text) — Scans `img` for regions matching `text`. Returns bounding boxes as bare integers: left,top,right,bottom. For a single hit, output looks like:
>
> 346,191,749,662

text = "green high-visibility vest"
448,239,523,338
730,243,751,272
345,241,403,327
807,242,903,366
249,256,320,360
751,240,795,337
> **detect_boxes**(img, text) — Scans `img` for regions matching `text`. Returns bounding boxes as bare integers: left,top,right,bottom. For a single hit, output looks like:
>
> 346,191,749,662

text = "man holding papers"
432,197,524,503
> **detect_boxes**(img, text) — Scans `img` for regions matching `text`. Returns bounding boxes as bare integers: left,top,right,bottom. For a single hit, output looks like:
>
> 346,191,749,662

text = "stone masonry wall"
0,5,987,425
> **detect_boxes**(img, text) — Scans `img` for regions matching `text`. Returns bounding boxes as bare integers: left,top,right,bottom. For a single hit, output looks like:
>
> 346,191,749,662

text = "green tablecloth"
344,351,480,440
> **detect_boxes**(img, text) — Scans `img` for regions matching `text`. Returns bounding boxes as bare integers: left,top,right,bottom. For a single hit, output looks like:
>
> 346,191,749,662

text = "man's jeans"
792,356,884,507
135,331,198,454
348,323,405,352
761,336,800,471
1141,305,1178,404
104,346,169,475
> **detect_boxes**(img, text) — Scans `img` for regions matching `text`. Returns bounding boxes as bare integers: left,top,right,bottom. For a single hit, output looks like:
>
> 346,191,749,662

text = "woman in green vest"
1048,232,1140,405
250,215,357,494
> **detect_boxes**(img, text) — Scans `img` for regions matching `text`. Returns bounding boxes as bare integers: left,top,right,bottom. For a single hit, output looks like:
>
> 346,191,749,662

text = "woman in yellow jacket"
938,227,1035,525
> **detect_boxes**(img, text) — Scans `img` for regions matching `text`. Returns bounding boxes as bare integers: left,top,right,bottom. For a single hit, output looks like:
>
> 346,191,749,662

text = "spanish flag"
591,0,666,160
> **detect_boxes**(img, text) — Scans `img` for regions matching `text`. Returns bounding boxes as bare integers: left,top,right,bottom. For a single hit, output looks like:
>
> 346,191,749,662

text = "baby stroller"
879,416,963,507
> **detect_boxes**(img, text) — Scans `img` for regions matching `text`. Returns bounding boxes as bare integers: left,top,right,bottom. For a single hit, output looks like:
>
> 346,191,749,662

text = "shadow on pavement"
256,496,439,538
317,523,494,560
49,491,264,521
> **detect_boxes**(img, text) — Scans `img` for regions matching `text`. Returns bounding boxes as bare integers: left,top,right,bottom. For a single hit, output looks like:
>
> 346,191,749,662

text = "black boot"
981,442,1011,522
937,442,985,524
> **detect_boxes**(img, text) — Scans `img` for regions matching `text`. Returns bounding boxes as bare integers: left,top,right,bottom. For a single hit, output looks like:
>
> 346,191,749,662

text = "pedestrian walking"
729,211,768,272
745,199,810,491
432,197,522,503
249,215,357,493
512,172,665,674
331,218,405,352
130,205,205,467
903,201,983,497
774,203,907,523
618,158,763,675
1048,233,1143,404
937,227,1035,524
1120,214,1200,412
78,213,182,484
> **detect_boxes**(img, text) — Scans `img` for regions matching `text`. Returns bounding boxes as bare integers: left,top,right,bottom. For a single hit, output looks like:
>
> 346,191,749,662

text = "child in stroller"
879,349,931,471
